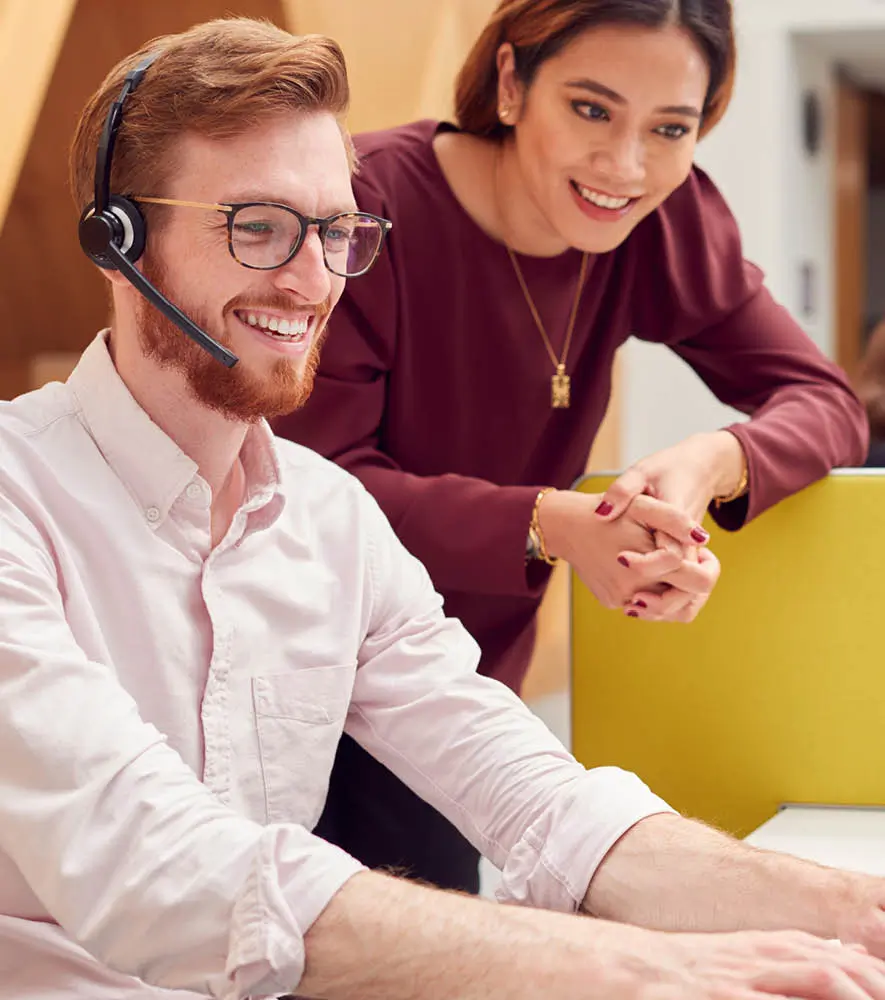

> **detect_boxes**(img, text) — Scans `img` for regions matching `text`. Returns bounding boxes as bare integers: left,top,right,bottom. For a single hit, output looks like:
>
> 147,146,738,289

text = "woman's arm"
672,285,868,529
279,161,725,612
595,288,868,620
622,167,868,533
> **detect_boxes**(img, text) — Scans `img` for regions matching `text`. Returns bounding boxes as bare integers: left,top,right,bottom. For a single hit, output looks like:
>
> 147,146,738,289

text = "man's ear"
102,267,133,290
495,43,526,125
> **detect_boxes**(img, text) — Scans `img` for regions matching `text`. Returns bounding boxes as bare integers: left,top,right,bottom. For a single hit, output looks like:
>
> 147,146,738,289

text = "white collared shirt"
0,333,671,998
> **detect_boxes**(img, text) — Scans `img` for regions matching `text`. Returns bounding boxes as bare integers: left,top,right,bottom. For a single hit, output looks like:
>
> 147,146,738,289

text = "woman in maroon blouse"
277,0,868,893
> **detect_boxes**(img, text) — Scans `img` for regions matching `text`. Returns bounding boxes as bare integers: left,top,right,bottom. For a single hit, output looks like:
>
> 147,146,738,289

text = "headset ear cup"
110,195,146,264
77,196,146,270
78,202,112,270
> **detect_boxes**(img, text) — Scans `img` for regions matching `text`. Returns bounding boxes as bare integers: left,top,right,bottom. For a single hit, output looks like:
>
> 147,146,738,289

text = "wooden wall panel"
282,0,498,130
835,76,868,372
0,0,76,230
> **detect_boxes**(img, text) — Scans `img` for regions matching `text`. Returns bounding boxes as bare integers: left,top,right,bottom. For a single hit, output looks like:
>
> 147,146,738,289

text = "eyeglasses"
131,197,392,277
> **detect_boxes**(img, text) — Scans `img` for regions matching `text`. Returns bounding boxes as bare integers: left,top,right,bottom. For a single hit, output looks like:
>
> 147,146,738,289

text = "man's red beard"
135,252,330,422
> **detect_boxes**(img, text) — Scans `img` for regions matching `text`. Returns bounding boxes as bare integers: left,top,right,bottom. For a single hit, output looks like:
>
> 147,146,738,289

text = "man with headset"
1,16,885,1000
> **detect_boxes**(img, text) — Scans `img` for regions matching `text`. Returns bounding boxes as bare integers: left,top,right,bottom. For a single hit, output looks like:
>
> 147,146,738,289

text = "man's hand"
585,813,885,964
833,874,885,959
538,489,718,622
656,929,885,1000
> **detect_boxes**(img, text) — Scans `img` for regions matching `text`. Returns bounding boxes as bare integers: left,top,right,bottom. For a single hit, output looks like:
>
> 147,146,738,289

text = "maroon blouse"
276,120,868,692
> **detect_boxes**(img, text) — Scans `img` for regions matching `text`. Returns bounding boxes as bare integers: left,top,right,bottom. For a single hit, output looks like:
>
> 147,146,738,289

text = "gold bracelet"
714,459,749,508
530,488,558,566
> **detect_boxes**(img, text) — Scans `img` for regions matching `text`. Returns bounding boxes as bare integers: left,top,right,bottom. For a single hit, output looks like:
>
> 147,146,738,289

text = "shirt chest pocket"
252,665,355,830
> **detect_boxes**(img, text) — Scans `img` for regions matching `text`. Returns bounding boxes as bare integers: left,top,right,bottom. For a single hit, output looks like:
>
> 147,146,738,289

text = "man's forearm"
583,813,849,935
298,865,885,1000
299,869,646,1000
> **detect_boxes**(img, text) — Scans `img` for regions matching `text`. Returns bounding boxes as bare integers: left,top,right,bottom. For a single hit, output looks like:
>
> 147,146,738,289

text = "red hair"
70,18,352,214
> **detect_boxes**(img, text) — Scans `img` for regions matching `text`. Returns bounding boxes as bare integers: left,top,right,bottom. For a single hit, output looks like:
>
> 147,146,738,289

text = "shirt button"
186,482,203,500
146,506,161,524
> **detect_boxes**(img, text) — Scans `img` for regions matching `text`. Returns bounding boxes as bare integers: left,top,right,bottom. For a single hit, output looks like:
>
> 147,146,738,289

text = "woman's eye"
572,101,609,122
570,98,692,140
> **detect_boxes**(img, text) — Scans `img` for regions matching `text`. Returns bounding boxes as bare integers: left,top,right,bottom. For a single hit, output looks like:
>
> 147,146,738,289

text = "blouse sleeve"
629,167,868,529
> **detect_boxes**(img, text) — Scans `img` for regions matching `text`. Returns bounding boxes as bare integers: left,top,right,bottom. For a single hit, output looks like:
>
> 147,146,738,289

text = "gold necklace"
506,247,589,409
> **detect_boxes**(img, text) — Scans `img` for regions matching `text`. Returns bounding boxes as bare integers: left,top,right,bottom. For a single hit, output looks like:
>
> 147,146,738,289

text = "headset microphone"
77,52,239,369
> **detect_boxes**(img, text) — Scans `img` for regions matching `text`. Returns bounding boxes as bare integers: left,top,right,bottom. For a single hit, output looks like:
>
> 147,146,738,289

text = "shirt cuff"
495,767,675,913
224,826,366,999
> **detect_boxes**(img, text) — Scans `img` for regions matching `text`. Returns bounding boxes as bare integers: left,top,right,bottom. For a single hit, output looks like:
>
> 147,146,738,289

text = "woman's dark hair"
454,0,734,140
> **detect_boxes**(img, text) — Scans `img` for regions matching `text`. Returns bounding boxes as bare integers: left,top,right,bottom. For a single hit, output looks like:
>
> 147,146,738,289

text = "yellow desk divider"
570,470,885,838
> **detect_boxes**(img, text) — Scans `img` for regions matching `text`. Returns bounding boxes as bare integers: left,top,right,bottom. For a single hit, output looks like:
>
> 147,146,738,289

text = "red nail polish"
691,528,709,544
618,556,630,568
634,600,648,609
627,610,639,618
595,501,614,516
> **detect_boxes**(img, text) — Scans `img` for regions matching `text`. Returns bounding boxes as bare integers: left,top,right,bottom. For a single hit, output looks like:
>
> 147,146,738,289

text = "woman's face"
500,23,711,253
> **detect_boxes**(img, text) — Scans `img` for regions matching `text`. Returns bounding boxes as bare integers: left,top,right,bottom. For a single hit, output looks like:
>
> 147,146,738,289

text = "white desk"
484,804,885,899
745,805,885,875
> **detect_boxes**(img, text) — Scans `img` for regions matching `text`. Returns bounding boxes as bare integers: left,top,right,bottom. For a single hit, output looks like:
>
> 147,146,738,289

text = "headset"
77,52,238,368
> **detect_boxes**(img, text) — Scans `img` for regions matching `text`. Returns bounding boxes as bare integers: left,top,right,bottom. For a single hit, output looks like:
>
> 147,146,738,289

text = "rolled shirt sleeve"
345,487,675,913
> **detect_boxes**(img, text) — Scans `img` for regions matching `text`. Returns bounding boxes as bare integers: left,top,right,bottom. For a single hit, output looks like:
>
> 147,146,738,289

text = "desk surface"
745,806,885,875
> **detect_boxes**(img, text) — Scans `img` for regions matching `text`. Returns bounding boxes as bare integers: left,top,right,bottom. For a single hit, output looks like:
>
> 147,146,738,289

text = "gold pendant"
551,365,571,409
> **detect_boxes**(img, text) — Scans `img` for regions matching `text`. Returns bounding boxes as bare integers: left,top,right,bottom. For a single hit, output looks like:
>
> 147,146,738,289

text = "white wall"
619,2,885,466
783,36,837,352
746,0,885,32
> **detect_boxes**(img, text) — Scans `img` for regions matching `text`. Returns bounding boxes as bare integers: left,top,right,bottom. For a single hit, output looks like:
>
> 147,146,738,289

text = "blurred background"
2,0,885,720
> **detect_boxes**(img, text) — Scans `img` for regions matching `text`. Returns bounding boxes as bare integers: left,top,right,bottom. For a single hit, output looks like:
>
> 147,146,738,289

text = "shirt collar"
241,413,286,520
67,332,286,528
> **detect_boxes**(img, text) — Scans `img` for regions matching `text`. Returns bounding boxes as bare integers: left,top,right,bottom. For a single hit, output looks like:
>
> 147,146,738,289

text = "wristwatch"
526,525,541,561
527,488,558,565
